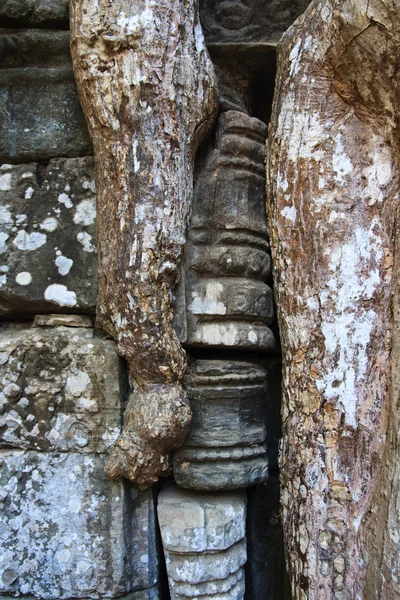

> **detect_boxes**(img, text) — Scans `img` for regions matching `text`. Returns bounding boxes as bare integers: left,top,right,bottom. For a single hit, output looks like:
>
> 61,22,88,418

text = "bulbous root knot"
105,384,192,490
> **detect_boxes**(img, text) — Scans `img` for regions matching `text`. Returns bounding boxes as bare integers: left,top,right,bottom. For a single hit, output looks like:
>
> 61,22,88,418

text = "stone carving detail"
157,485,246,600
175,110,275,352
0,30,91,163
173,359,269,490
0,322,159,599
0,322,119,452
200,0,311,46
0,0,69,25
0,159,97,316
0,452,158,599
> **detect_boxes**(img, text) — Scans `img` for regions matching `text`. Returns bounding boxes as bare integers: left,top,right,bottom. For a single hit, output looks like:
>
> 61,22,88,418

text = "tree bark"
69,0,217,487
267,1,400,597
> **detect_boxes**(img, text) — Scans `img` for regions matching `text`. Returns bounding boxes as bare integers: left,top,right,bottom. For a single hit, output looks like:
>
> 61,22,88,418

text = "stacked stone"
0,3,159,599
158,2,313,598
160,108,273,600
158,486,247,600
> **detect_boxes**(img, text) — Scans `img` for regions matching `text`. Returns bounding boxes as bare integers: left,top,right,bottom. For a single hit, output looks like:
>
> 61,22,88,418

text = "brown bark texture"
69,0,217,487
267,1,400,598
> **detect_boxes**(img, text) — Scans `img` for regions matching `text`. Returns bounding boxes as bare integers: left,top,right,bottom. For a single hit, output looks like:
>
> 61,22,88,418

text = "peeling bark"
69,0,217,487
267,0,400,597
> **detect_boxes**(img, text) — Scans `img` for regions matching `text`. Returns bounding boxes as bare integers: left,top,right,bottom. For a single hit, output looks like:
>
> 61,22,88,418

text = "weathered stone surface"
175,111,275,352
173,359,269,490
0,451,158,599
0,324,120,452
0,158,97,316
0,0,68,25
200,0,311,47
33,314,93,328
157,485,246,600
0,30,91,162
0,590,160,600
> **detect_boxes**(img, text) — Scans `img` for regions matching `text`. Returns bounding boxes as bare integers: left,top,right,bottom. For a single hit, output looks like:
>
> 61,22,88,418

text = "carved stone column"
158,485,247,600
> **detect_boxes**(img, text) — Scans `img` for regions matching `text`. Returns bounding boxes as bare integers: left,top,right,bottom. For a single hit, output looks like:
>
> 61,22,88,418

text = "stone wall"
0,2,160,598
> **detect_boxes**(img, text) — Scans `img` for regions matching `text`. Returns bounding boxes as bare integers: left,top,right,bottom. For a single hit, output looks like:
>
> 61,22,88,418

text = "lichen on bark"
69,0,217,488
267,0,400,597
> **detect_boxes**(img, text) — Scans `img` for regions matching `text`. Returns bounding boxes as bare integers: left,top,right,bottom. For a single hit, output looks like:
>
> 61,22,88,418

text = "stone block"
0,323,120,452
200,0,311,47
174,111,275,352
0,590,160,600
0,30,91,162
173,359,269,490
0,158,97,316
0,451,159,599
157,485,246,600
0,0,68,25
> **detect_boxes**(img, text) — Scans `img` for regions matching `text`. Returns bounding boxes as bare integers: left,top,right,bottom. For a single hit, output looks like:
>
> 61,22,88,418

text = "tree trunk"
267,0,400,597
69,0,217,487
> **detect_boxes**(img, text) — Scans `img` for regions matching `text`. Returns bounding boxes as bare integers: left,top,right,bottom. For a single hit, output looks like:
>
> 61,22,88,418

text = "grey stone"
173,359,269,490
0,158,97,316
157,485,246,600
0,590,160,600
0,0,68,25
0,324,120,453
0,450,158,599
200,0,311,47
0,30,91,162
174,111,275,352
33,314,94,328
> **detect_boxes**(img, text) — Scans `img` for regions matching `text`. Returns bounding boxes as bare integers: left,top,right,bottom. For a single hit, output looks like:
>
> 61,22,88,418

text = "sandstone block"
0,30,91,163
0,451,158,599
174,111,275,352
157,485,247,600
173,359,269,490
0,158,97,316
0,0,68,25
0,324,119,452
200,0,311,47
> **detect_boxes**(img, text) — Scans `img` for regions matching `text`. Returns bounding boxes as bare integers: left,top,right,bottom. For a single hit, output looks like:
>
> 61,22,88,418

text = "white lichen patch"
0,232,9,254
58,193,73,209
76,232,96,253
0,452,133,598
281,206,297,223
24,186,34,200
189,283,226,315
15,214,27,225
316,220,384,427
40,217,58,232
15,272,32,286
0,173,11,191
66,370,91,397
332,134,353,183
82,180,95,193
197,323,239,346
0,206,13,226
73,199,96,226
44,284,77,307
55,255,73,276
133,139,141,173
13,231,47,251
